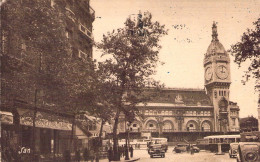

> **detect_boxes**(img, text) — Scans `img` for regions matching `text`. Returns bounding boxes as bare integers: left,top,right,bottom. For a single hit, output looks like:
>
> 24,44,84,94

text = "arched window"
201,121,211,132
186,121,198,132
131,122,141,132
163,121,173,132
145,120,157,132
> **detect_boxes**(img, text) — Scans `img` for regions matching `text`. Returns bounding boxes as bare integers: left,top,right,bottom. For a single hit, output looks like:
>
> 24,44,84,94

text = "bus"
118,138,151,149
196,134,240,152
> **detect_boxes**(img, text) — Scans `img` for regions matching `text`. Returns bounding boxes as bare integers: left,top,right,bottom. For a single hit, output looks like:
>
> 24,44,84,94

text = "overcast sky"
91,0,259,118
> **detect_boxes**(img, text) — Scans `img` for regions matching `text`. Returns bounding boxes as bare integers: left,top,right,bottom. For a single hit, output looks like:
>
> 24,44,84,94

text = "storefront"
1,111,19,161
16,107,73,160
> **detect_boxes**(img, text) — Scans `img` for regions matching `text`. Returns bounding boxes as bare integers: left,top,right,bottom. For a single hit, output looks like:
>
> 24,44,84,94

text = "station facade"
118,22,240,142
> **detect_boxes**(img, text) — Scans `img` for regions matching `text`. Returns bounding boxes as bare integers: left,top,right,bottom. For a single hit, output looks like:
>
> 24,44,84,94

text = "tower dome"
205,22,227,57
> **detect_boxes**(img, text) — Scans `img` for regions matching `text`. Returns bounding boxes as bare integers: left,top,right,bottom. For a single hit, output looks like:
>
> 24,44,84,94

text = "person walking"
190,145,194,155
89,148,95,162
75,149,81,162
108,147,113,162
119,146,123,158
83,148,90,162
129,145,134,158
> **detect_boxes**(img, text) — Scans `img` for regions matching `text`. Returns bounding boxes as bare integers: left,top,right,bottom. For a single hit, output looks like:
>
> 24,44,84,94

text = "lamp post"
124,120,130,160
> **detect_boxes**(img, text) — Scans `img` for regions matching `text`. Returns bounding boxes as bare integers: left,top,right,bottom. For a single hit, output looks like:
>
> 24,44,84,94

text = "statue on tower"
212,21,219,41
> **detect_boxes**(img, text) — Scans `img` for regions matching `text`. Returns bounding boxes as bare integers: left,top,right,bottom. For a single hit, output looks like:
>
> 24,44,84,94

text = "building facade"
1,0,95,160
240,116,258,132
118,22,240,142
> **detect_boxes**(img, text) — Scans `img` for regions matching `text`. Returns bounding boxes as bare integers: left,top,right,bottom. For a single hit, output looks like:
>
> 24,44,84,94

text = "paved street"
100,147,237,162
134,147,236,162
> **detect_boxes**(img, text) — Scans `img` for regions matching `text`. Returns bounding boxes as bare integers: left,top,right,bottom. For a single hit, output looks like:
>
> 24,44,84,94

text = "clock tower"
204,22,231,132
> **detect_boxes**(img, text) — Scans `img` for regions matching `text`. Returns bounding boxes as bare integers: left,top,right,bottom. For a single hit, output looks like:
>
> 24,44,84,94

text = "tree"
1,0,96,159
96,11,167,160
229,18,260,86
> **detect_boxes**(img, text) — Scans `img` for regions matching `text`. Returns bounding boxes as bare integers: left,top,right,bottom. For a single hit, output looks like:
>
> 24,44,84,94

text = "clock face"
216,65,228,79
205,67,213,81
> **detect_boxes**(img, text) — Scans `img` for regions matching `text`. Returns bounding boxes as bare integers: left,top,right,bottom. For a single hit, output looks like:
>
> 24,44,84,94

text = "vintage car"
148,144,165,158
191,145,200,153
236,142,260,162
229,143,239,158
173,144,188,153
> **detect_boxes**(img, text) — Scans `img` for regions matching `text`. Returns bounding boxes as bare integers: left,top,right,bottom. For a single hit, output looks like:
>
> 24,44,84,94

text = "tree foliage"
1,0,96,113
229,18,260,85
96,11,167,160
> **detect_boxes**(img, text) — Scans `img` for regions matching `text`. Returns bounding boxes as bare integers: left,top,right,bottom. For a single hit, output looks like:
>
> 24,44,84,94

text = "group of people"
107,145,134,162
187,144,194,155
73,148,95,162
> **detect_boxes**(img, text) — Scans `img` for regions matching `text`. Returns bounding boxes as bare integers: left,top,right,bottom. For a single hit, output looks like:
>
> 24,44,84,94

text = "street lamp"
124,121,131,160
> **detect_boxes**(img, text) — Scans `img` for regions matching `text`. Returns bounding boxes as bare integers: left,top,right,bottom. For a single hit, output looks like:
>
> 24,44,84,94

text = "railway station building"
118,22,240,143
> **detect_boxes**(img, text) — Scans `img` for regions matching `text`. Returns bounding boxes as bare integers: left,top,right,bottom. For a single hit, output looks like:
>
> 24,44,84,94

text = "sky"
91,0,259,118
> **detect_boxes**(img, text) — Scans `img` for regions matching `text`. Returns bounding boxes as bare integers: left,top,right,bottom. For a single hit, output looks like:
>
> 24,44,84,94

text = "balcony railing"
130,129,140,133
79,23,93,41
88,5,95,19
162,129,174,132
143,129,158,132
65,7,76,22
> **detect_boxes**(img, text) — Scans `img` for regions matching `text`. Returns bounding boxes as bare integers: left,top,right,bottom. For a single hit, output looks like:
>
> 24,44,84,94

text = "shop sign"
19,110,72,130
0,111,13,124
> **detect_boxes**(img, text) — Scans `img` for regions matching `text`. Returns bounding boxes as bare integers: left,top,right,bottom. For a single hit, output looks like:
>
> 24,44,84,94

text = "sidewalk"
99,157,140,162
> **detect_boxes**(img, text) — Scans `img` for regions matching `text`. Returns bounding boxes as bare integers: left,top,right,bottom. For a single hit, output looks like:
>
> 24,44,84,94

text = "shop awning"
0,111,13,125
84,114,97,122
18,108,72,131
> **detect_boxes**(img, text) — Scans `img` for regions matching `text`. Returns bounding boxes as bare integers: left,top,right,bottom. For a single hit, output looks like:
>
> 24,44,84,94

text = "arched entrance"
162,120,174,132
145,120,158,132
186,120,199,132
130,121,142,132
201,120,212,132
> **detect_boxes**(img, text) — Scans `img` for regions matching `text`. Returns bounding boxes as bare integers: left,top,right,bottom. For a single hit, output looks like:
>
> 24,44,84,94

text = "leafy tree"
96,11,167,160
229,18,260,86
1,0,96,158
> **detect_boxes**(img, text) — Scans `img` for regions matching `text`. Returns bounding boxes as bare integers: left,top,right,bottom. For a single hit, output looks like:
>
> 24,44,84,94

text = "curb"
111,158,140,162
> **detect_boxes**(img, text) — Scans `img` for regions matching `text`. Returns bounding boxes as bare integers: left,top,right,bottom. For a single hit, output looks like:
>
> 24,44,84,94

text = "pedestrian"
124,144,128,157
120,146,123,158
75,149,81,162
187,144,190,152
83,148,90,161
108,147,113,162
129,145,134,158
122,145,125,157
190,145,194,155
89,148,95,162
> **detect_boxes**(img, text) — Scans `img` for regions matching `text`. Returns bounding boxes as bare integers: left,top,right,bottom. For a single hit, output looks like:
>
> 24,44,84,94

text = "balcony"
65,7,76,23
78,50,89,60
79,23,93,41
88,6,95,20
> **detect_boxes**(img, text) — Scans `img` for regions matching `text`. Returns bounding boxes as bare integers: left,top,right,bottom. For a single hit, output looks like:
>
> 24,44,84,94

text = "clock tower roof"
205,22,227,57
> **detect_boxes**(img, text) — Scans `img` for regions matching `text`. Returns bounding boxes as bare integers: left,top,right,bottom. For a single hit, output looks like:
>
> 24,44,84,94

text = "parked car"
236,142,260,162
148,144,165,158
173,144,188,153
191,145,200,153
229,143,239,158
